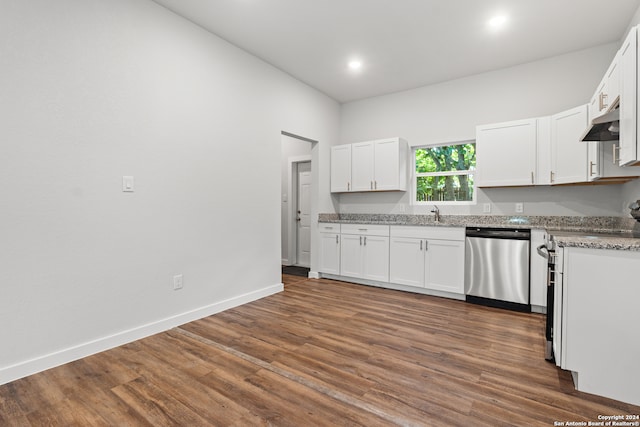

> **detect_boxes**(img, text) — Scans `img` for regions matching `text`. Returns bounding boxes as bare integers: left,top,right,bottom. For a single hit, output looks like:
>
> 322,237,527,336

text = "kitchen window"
413,141,476,204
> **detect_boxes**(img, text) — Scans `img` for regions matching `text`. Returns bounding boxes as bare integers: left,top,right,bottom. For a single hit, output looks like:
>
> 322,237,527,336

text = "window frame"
411,140,477,206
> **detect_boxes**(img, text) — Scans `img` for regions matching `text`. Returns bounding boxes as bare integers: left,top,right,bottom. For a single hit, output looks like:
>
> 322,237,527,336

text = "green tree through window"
414,142,476,203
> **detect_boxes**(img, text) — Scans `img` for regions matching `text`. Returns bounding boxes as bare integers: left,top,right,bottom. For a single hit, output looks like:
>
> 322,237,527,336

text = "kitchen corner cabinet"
619,26,639,166
340,224,389,282
389,226,465,294
550,105,589,184
476,119,538,187
318,223,341,275
330,138,408,193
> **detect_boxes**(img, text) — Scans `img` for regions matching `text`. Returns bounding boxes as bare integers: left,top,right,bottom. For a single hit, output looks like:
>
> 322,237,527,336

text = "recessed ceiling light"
348,60,362,71
488,14,508,30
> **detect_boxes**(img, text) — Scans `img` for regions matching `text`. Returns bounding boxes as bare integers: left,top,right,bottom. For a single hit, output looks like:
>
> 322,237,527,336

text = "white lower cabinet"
340,224,389,282
560,247,640,406
318,223,340,275
319,223,464,297
389,226,465,295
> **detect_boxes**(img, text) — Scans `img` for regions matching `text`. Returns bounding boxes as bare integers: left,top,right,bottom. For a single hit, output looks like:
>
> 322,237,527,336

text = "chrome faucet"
431,205,440,222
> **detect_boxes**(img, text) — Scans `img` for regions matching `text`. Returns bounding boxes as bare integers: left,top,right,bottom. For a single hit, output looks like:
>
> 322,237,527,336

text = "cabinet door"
389,237,424,287
476,119,537,187
331,145,352,192
319,233,340,275
587,141,602,182
620,27,638,166
362,235,389,282
351,142,375,191
606,53,620,107
373,139,400,190
340,234,363,278
424,239,465,294
551,105,588,184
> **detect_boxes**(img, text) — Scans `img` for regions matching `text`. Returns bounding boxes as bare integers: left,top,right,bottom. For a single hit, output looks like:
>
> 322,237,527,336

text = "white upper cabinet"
587,140,640,182
351,141,375,191
330,138,408,193
476,118,539,187
589,52,621,123
620,26,639,166
330,144,352,192
373,138,406,191
551,105,589,185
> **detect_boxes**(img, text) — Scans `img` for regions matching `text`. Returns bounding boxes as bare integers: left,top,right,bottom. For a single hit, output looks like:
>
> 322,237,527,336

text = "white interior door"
296,161,311,267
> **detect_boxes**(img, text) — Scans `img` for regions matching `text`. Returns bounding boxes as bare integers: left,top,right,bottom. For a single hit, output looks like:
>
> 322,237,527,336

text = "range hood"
580,108,620,142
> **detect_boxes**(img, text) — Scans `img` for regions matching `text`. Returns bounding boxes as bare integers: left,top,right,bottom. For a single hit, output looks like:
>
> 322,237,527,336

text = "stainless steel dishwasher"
464,227,531,312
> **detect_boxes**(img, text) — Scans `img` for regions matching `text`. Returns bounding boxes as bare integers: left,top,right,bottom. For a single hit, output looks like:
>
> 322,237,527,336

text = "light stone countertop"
318,213,640,251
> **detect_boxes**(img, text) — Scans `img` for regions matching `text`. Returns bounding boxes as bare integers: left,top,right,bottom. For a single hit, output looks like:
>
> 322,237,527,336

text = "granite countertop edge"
318,213,640,252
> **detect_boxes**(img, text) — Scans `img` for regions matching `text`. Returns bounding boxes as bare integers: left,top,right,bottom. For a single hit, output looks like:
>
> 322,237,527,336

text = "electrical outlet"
515,203,524,213
399,204,406,213
483,203,491,213
173,274,183,290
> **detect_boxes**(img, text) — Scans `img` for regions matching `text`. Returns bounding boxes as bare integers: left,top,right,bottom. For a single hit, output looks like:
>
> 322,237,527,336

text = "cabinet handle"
370,181,373,190
420,240,423,251
336,235,339,244
613,144,620,164
347,182,350,191
531,171,534,184
425,240,428,251
363,236,367,246
359,236,362,245
550,171,554,183
589,161,595,176
599,93,603,111
358,228,368,231
600,92,608,111
375,181,377,189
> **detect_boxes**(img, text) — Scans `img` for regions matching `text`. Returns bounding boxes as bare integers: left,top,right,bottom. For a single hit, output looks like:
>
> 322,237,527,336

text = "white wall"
0,0,339,383
338,43,631,217
280,134,312,264
624,3,640,41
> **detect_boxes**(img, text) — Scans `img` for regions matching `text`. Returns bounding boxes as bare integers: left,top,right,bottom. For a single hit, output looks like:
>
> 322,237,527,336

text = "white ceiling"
151,0,640,103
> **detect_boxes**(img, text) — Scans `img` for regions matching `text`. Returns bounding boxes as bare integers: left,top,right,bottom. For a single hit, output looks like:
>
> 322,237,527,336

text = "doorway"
295,161,311,267
281,133,314,269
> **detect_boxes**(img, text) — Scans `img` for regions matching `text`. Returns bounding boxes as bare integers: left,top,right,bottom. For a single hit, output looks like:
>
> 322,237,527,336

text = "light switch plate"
173,274,183,290
122,176,134,192
483,203,491,213
515,202,524,213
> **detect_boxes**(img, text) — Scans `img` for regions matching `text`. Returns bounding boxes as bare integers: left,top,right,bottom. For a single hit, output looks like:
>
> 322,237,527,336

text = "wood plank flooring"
1,275,638,426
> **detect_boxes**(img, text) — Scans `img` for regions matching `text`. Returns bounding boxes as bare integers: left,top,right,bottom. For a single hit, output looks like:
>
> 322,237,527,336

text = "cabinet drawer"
390,225,464,241
341,223,390,237
319,223,341,233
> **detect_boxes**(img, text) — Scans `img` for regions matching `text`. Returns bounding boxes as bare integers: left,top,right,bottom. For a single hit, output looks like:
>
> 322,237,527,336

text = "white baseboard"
0,282,283,386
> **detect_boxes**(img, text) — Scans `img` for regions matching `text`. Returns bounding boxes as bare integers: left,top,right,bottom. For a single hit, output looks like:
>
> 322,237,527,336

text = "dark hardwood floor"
1,274,638,426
